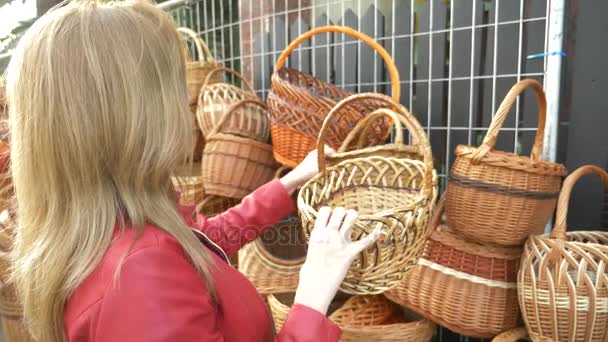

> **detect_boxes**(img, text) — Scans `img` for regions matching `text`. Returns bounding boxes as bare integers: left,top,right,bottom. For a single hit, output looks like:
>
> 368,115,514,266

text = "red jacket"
64,180,341,341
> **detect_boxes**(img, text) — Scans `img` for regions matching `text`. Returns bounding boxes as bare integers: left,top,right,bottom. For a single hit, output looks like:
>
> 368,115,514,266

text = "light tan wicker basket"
268,293,436,342
385,194,523,338
197,66,267,141
171,163,204,207
298,93,436,295
446,79,567,246
201,99,276,199
518,165,608,342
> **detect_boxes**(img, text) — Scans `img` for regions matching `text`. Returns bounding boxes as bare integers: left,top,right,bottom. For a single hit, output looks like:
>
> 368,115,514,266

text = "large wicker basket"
518,165,608,342
385,195,523,338
197,66,266,140
171,163,204,207
298,94,436,295
446,79,567,246
202,99,276,199
176,27,222,108
238,168,305,294
268,293,436,342
267,25,400,167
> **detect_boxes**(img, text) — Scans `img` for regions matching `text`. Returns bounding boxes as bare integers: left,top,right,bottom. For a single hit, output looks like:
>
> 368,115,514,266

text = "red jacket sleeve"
191,179,296,256
93,244,340,342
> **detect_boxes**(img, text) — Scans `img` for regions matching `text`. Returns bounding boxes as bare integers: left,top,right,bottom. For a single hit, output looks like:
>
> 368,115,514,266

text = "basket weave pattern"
201,99,275,199
299,94,436,295
385,196,523,338
446,79,567,246
518,165,608,342
171,163,204,207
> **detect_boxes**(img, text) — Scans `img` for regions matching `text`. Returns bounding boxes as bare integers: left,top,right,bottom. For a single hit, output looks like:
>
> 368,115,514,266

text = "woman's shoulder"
64,224,201,330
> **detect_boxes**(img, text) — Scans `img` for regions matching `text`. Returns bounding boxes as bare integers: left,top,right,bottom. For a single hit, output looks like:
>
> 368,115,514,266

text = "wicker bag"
298,94,436,295
171,163,204,207
518,165,608,342
492,328,531,342
238,168,305,294
176,27,222,108
267,25,400,168
202,99,276,199
446,79,567,246
197,67,267,141
268,293,436,342
385,194,523,338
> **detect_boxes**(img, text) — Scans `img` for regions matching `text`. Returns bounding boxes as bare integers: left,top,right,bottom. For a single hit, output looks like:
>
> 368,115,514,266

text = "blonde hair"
5,1,215,340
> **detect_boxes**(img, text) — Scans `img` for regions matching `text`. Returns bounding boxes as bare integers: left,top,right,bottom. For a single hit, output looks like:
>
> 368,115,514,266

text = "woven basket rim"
250,238,306,267
432,225,524,259
526,230,608,250
328,144,420,164
272,68,349,104
454,144,567,176
205,133,273,153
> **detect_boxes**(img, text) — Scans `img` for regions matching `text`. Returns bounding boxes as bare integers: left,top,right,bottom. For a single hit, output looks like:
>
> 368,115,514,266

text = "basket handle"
177,27,215,63
317,93,434,196
274,25,400,103
470,79,546,164
491,327,530,342
551,165,608,240
201,66,256,94
208,98,267,136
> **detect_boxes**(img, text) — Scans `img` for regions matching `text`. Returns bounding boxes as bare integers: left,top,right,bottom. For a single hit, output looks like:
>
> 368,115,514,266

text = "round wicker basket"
518,165,608,342
298,93,436,295
446,79,567,246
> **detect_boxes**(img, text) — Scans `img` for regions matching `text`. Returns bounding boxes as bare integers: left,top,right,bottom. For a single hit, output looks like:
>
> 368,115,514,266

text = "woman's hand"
294,207,382,315
279,146,335,194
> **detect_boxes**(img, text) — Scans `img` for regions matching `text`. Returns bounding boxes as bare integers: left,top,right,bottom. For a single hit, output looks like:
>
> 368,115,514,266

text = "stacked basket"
385,79,568,339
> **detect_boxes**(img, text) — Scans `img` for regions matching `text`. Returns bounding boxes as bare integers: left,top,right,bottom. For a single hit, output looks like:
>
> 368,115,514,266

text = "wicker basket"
202,99,276,199
197,66,267,141
492,328,531,342
1,317,35,342
268,293,436,342
176,27,222,107
194,194,240,218
446,79,567,246
385,194,523,338
171,163,204,207
518,165,608,342
238,168,305,294
267,25,400,167
298,94,436,295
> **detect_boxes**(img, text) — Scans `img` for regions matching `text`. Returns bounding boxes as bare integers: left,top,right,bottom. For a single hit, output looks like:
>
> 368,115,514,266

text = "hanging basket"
518,165,608,342
197,66,267,141
238,167,305,294
267,25,400,167
385,194,523,338
446,79,567,246
171,163,204,207
176,27,222,107
298,93,436,295
202,99,276,199
268,293,436,342
492,328,531,342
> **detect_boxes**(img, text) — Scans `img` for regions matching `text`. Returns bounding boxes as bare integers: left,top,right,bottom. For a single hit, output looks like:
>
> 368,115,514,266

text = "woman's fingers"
349,222,383,255
314,207,332,231
326,207,346,230
339,209,358,242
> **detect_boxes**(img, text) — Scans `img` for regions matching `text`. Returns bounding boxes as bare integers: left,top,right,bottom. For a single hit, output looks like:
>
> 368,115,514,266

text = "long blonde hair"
5,1,215,340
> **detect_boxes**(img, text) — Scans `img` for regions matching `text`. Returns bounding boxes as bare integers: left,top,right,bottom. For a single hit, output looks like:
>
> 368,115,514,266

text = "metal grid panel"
166,1,562,339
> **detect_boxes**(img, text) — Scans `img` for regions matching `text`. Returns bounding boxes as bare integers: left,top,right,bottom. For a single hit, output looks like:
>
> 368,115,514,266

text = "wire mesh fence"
167,1,560,340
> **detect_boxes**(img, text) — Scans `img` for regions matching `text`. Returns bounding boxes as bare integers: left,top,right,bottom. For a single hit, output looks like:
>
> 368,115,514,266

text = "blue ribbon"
526,51,567,59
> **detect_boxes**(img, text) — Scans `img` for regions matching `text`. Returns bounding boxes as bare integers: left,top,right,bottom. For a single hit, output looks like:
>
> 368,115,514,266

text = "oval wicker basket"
268,293,436,342
238,168,305,294
202,99,276,199
298,93,436,295
176,27,222,108
171,163,204,207
518,165,608,342
385,194,523,338
197,66,266,140
492,327,531,342
446,79,567,246
267,25,400,167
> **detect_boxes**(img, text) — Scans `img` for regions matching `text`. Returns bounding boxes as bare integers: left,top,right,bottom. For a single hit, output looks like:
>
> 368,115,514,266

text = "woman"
4,1,381,341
